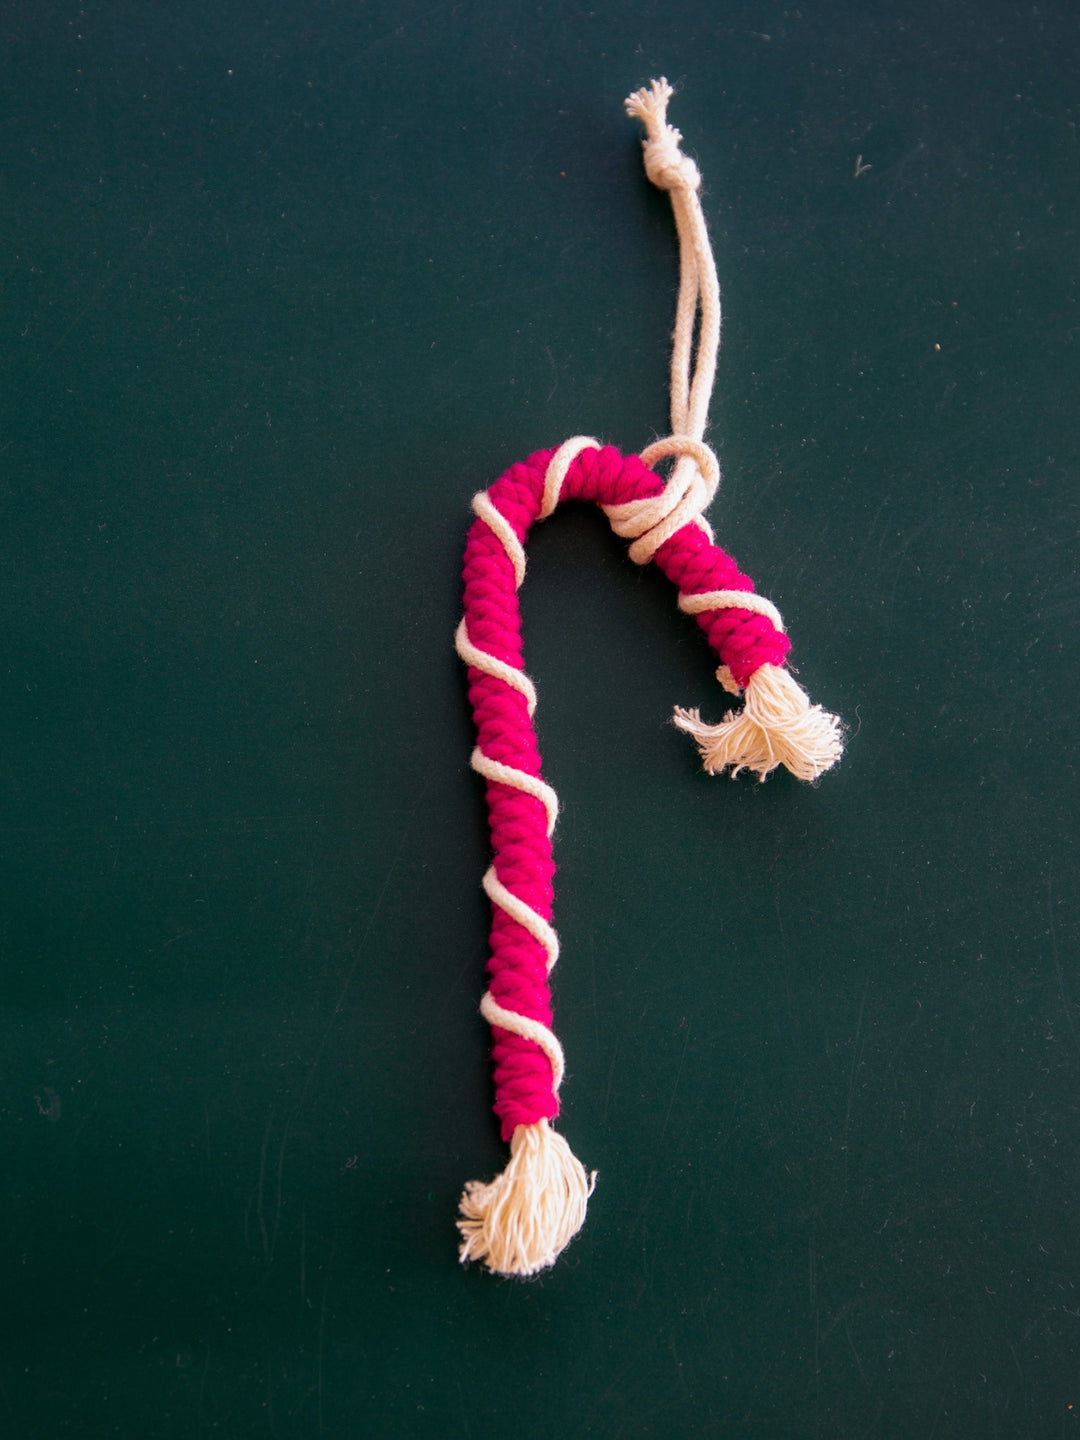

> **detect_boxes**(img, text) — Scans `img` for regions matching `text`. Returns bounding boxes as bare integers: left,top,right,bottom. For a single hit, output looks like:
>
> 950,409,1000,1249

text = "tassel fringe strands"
455,81,843,1278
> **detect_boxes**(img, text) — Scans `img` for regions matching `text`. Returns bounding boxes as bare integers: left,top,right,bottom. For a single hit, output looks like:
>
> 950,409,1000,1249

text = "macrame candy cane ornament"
455,79,843,1277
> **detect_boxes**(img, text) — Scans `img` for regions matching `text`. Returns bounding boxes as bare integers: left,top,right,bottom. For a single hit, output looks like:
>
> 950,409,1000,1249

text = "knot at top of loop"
602,436,720,566
625,77,701,194
641,135,701,194
538,436,719,567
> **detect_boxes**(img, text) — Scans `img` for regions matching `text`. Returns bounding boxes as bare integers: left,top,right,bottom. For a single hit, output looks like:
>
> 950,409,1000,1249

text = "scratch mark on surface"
252,1110,273,1262
601,1035,620,1126
844,975,871,1137
659,1021,691,1144
1047,863,1079,1055
34,1087,62,1122
197,1347,211,1426
315,1240,336,1437
162,927,195,948
544,344,559,404
844,1313,868,1385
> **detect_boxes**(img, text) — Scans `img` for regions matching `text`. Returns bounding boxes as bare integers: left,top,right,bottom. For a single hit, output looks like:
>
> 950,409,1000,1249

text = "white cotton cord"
673,663,844,782
468,748,558,835
540,435,600,519
479,992,566,1092
455,618,538,715
478,852,564,1093
677,588,786,633
481,865,560,971
472,490,527,589
624,79,844,782
605,435,720,563
458,1119,596,1277
624,78,722,545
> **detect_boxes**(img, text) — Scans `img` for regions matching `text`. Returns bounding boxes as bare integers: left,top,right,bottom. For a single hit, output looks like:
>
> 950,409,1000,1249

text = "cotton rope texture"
455,79,844,1278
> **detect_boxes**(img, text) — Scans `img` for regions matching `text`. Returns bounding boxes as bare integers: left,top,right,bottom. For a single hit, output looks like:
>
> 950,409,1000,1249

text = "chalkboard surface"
2,2,1078,1435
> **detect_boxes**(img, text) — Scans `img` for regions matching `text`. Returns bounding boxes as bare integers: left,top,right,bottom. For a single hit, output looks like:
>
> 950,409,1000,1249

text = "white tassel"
458,1120,596,1277
674,662,843,782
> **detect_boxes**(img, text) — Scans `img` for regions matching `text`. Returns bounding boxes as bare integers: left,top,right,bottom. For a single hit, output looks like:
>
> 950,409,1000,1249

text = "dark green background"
2,1,1078,1435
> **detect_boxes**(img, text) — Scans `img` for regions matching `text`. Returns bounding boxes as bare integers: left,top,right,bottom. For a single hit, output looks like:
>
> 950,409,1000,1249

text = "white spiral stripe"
540,436,600,519
678,588,785,632
482,865,560,972
480,991,566,1092
455,618,538,716
472,491,527,589
470,748,559,837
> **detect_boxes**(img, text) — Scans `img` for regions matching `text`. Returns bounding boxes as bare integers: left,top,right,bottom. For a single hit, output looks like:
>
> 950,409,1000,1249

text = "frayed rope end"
674,662,843,783
458,1119,596,1277
624,76,674,127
